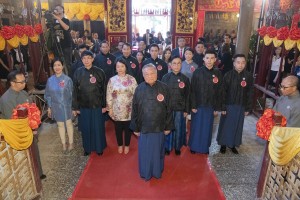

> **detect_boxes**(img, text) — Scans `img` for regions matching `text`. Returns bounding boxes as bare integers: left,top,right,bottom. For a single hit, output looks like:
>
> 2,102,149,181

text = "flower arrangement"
256,109,287,140
0,24,42,50
12,103,41,130
257,25,300,50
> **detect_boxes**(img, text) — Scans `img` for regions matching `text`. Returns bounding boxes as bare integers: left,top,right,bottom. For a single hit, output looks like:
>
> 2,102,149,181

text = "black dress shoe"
230,147,239,154
84,152,90,156
175,150,181,155
165,150,170,155
220,146,226,154
40,174,47,179
97,152,103,156
190,150,196,154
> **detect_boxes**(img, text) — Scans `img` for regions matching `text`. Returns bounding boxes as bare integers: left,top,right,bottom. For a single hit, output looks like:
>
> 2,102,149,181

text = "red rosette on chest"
90,76,96,84
107,59,112,64
157,93,164,102
190,66,195,72
157,65,162,71
179,81,185,88
131,63,136,68
241,80,247,87
212,76,219,84
59,81,65,88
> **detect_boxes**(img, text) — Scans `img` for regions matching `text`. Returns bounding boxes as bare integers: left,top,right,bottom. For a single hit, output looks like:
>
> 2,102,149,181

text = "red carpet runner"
70,121,225,200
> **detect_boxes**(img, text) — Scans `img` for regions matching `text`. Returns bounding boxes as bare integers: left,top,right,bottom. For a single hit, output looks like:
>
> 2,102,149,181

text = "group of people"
132,29,172,48
45,39,256,181
2,4,300,183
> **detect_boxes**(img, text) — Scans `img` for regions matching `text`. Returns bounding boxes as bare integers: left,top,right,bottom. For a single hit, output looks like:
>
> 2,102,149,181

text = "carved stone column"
236,0,255,57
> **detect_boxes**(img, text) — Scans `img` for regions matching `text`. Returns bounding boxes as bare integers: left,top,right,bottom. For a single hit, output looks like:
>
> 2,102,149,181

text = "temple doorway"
131,0,172,48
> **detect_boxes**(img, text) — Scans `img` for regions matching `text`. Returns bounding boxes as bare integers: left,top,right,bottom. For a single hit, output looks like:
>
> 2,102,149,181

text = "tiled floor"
38,114,265,200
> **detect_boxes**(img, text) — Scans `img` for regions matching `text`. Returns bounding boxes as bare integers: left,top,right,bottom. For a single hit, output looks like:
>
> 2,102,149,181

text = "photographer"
42,5,72,75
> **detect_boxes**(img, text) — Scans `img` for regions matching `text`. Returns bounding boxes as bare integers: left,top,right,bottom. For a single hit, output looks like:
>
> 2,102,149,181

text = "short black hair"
51,57,64,69
78,44,88,50
184,47,194,54
122,42,132,49
115,57,129,73
204,49,216,57
100,40,109,47
233,54,246,61
196,42,205,46
81,50,94,58
224,33,231,38
7,70,24,85
149,43,159,50
171,55,182,62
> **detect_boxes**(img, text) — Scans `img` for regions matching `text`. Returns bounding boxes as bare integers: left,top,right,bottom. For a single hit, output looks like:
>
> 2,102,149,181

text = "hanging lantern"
84,14,90,21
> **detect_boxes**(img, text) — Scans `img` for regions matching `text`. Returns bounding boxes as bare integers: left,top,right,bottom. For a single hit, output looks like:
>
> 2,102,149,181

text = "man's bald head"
282,75,299,88
280,75,299,97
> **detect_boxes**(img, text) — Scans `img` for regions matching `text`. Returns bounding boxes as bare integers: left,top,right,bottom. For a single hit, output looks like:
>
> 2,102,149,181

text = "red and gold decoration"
0,24,42,50
176,0,196,34
199,0,240,11
12,103,41,130
258,25,300,50
107,0,127,33
256,109,287,141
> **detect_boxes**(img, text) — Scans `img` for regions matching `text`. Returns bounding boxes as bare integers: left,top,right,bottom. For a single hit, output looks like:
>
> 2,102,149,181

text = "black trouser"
63,47,72,75
114,121,131,146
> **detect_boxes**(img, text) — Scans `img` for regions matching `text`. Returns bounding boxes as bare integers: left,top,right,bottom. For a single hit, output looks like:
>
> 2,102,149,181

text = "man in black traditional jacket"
116,42,141,83
162,56,190,156
142,44,168,81
189,49,223,154
130,63,173,181
72,50,107,156
217,54,253,154
94,40,116,85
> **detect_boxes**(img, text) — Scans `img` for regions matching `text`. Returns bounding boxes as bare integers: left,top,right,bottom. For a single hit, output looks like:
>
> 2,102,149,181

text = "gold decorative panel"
263,154,300,199
107,0,127,33
175,0,196,34
0,141,38,199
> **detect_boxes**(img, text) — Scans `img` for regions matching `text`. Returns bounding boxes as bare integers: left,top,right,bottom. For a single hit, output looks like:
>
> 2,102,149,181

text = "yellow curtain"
272,38,283,47
0,35,5,51
65,3,105,21
269,126,300,165
284,38,296,50
29,34,39,43
7,36,20,48
0,118,33,150
263,35,273,46
20,35,29,46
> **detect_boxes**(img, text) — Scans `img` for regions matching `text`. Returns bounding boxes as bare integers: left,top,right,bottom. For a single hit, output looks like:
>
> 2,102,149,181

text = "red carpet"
70,121,225,200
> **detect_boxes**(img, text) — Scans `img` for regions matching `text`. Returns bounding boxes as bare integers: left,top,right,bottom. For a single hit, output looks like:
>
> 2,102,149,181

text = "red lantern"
84,14,90,21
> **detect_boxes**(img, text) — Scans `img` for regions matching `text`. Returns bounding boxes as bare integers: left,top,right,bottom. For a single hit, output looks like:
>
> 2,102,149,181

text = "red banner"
199,0,240,11
197,11,205,37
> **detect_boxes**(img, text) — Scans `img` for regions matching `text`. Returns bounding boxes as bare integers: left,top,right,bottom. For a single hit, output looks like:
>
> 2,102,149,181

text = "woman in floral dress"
106,58,137,154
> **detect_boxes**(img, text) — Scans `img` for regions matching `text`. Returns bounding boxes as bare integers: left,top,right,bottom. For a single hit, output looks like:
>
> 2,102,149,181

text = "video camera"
43,9,59,29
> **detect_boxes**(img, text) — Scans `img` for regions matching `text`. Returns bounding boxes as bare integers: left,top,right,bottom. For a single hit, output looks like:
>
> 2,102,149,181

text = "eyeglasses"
14,79,27,84
279,84,294,90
